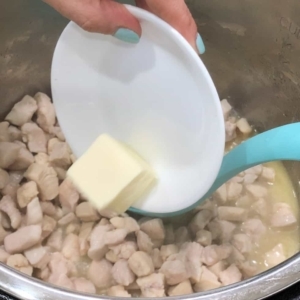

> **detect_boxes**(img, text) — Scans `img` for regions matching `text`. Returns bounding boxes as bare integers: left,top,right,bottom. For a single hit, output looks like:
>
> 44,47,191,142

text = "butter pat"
67,134,156,214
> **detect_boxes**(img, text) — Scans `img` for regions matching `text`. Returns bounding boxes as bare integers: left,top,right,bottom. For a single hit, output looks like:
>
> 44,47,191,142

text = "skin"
43,0,198,51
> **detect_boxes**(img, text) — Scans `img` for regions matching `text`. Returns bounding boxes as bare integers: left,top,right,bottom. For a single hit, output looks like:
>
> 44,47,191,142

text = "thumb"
44,0,141,43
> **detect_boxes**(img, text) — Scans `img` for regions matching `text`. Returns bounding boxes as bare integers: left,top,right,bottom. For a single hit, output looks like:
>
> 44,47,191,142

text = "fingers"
44,0,141,43
136,0,205,54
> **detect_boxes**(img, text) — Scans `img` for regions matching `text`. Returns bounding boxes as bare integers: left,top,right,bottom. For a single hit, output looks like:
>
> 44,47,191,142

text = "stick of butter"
67,134,156,214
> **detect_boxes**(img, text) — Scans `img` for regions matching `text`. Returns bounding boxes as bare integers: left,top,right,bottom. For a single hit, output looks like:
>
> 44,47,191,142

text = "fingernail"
113,28,140,44
196,33,206,54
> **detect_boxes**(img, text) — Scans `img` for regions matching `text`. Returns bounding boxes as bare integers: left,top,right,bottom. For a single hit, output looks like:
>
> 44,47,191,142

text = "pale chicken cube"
8,126,22,142
40,201,56,217
0,195,22,229
236,195,252,208
48,273,74,290
201,245,231,266
21,123,47,153
78,222,94,256
65,221,80,235
261,167,275,182
34,153,49,166
0,247,10,263
159,259,188,285
110,217,140,233
207,219,221,240
0,142,21,169
58,212,76,226
104,228,128,246
227,182,243,201
17,181,39,208
75,202,99,222
107,285,131,297
136,230,153,253
52,126,66,142
243,173,258,184
34,92,56,133
232,233,252,254
112,259,136,286
236,118,252,134
49,141,71,169
0,168,9,189
136,273,165,297
4,224,42,253
174,227,191,246
213,184,227,204
225,121,237,142
106,250,118,263
238,260,258,278
99,208,118,219
53,167,66,180
140,218,165,241
218,220,236,243
219,264,242,286
228,246,245,264
88,259,115,289
24,245,50,268
196,230,212,246
72,277,96,294
128,251,154,277
160,244,179,261
0,122,10,142
208,260,228,278
264,244,286,268
61,233,80,261
194,266,221,292
47,228,63,251
164,223,175,245
168,279,193,296
270,202,297,228
252,198,268,218
7,254,33,276
58,178,79,212
189,209,213,234
5,95,37,126
35,267,50,281
218,206,247,222
2,181,19,200
110,241,138,260
221,99,232,120
241,219,266,242
152,248,163,269
48,252,70,275
8,147,34,170
27,197,43,225
245,165,263,176
246,184,268,199
41,215,57,239
0,211,10,230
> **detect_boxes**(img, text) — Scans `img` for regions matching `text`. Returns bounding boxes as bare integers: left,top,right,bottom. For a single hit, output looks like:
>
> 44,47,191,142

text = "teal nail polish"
114,28,140,44
196,33,206,54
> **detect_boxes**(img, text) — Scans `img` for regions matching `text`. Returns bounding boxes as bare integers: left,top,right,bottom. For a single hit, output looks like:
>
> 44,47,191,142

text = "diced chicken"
4,224,41,253
58,178,79,212
48,252,70,276
24,163,59,201
0,247,10,263
246,184,268,199
0,122,10,142
219,264,242,286
9,147,34,170
9,171,24,185
160,259,188,285
208,260,228,278
8,126,22,142
136,230,153,253
40,201,56,216
245,165,262,176
52,126,65,142
0,195,21,229
194,266,221,292
243,173,258,184
17,181,39,208
5,95,37,126
21,123,47,153
196,230,212,246
48,273,75,290
152,248,163,269
112,259,136,286
34,153,49,166
225,121,237,142
53,167,66,180
0,142,21,169
34,92,56,133
24,245,50,268
27,197,43,225
228,246,245,264
61,233,80,261
140,218,165,241
110,217,140,233
218,220,236,243
78,222,94,256
58,212,76,226
99,208,118,219
261,167,275,182
207,219,221,240
160,244,179,261
49,141,71,169
0,222,9,244
174,227,191,246
270,202,297,228
128,251,154,277
65,221,80,235
0,168,9,189
104,228,128,246
213,184,227,204
41,215,57,239
189,210,213,234
36,267,50,281
236,118,252,134
88,259,115,289
7,254,33,276
201,245,231,266
238,260,257,278
265,244,286,268
72,277,96,294
252,198,268,218
241,219,266,242
232,233,252,254
47,228,63,251
110,241,138,260
136,273,165,297
236,195,252,208
168,279,193,296
227,182,243,201
75,202,99,222
107,285,131,297
229,175,243,184
218,206,247,222
106,250,119,263
221,99,232,120
164,223,175,245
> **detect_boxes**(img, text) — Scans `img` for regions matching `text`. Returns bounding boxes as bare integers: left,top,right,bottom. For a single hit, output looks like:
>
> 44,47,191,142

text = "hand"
43,0,205,54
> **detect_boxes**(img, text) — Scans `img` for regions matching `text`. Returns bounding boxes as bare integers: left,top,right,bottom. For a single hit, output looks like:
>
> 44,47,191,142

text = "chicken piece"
26,197,43,225
40,201,56,217
168,279,193,296
54,207,64,220
112,259,136,286
48,252,70,275
110,241,138,260
58,212,76,226
21,123,47,153
78,222,94,256
152,248,163,269
4,224,41,253
228,246,245,264
252,198,268,218
5,95,37,126
52,126,65,142
58,178,79,212
65,221,80,235
238,260,257,278
0,211,10,230
9,170,23,185
160,259,188,285
9,147,34,171
160,244,179,261
136,273,165,297
213,184,227,204
49,141,71,169
245,165,263,175
270,202,297,228
98,208,118,219
227,182,243,201
236,195,252,208
225,121,236,142
174,226,191,246
241,219,266,242
61,233,80,261
265,243,286,268
194,266,221,292
152,238,164,248
246,184,268,199
189,210,213,235
34,153,49,166
7,254,33,276
207,219,221,240
196,230,212,246
243,173,258,184
208,260,228,278
17,181,39,208
128,251,154,277
36,267,50,281
236,118,252,134
34,92,56,133
136,230,153,253
140,218,165,241
0,222,9,244
24,245,50,268
107,285,131,297
47,228,63,251
0,247,10,263
218,206,247,222
110,217,140,233
88,259,115,289
53,167,66,180
24,163,59,201
71,277,96,294
0,142,21,169
75,202,99,222
201,245,231,266
0,122,10,142
261,166,275,182
42,215,57,239
106,250,118,263
88,224,112,260
164,223,175,245
219,264,242,286
0,168,9,189
0,195,21,229
104,228,128,246
232,233,252,254
218,220,236,243
48,273,75,290
221,99,232,120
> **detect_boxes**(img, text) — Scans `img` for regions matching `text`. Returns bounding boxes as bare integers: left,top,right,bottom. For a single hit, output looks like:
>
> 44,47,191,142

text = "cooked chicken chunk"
174,226,191,246
241,219,266,242
194,266,221,292
104,228,128,246
21,123,47,153
152,248,163,269
112,259,136,286
110,217,140,233
160,244,179,261
49,141,71,169
0,195,22,229
47,228,63,251
136,273,165,297
232,234,252,254
136,230,153,253
264,244,286,268
58,212,76,226
0,142,21,169
270,202,297,228
195,230,212,246
88,259,115,289
75,202,99,222
107,285,131,297
218,206,247,222
72,278,96,294
168,280,193,296
189,210,213,234
128,251,154,277
110,241,138,260
225,120,237,142
58,178,79,212
221,99,232,120
24,245,50,268
62,233,80,261
41,215,57,239
219,264,242,286
7,254,33,276
227,182,243,201
261,167,275,182
0,168,9,189
140,218,165,241
9,147,34,170
246,184,268,199
236,118,252,134
27,197,43,225
214,184,227,204
160,259,188,285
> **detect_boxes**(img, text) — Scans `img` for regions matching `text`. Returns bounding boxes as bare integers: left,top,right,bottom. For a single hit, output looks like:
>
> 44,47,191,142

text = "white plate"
51,5,225,215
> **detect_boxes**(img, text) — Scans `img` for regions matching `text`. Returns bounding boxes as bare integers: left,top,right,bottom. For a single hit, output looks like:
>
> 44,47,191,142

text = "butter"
67,134,156,214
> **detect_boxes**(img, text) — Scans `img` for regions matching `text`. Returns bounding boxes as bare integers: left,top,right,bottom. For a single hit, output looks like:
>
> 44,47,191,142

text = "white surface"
51,5,225,214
